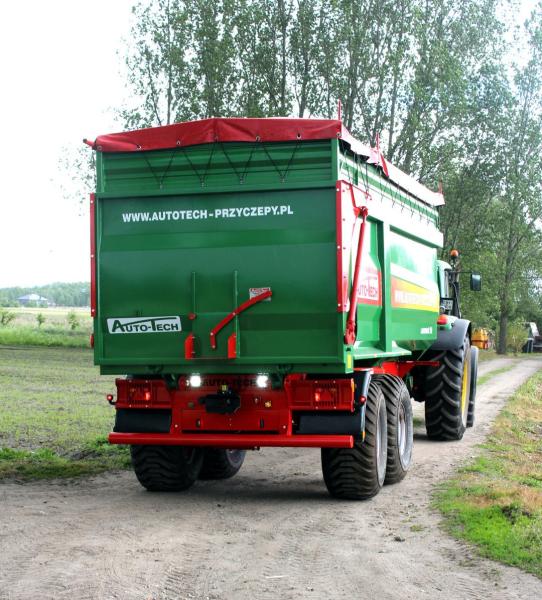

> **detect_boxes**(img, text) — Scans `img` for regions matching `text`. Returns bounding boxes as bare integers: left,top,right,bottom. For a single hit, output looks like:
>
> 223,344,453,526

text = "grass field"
0,345,129,480
0,307,91,347
435,370,542,578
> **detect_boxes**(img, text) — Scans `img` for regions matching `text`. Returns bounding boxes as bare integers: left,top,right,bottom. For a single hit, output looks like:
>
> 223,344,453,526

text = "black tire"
130,445,204,491
424,334,472,441
321,381,387,500
467,345,478,428
372,375,413,484
199,449,246,480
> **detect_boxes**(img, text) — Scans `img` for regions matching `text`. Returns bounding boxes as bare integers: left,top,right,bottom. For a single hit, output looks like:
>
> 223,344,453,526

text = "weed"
0,309,15,327
67,310,80,331
435,369,542,578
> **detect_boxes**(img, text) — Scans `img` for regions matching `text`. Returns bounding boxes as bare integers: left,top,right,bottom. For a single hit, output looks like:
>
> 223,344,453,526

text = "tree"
492,7,542,353
121,0,194,128
70,0,542,352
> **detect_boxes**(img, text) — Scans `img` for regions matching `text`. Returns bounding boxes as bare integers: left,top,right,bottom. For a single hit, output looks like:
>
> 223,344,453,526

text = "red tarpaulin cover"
86,117,359,153
85,117,444,206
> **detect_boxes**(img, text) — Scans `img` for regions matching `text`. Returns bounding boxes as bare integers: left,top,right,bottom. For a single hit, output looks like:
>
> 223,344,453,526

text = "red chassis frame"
108,362,437,450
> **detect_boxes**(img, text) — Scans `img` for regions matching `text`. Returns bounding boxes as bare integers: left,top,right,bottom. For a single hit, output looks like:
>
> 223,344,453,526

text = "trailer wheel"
467,345,478,428
199,449,246,480
424,334,471,440
372,375,413,484
321,381,387,500
130,445,204,492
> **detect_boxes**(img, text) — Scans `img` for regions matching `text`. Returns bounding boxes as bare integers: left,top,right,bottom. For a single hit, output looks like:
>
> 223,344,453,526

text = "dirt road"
1,357,541,600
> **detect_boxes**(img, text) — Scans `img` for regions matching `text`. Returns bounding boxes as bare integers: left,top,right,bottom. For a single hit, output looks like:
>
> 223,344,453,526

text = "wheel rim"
226,449,244,466
398,402,406,456
460,352,470,424
376,402,387,484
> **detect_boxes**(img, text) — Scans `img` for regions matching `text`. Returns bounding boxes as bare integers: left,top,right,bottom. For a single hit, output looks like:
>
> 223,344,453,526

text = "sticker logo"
107,316,181,334
249,287,272,301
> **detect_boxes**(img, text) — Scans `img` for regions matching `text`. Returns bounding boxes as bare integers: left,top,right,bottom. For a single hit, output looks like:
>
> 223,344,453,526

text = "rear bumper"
110,374,360,448
109,432,354,449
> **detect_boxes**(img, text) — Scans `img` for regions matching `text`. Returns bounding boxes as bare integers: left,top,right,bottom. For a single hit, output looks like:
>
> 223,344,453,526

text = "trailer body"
92,119,441,377
87,118,476,499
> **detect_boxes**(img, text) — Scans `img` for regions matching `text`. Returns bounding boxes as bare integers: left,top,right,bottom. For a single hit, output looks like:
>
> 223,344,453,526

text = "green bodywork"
93,139,442,376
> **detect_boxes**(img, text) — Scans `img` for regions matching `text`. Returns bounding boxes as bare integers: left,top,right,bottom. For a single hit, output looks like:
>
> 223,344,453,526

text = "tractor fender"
429,318,471,351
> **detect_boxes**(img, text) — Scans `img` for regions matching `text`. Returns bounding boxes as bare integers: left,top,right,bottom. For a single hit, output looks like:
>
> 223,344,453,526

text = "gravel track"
1,357,541,600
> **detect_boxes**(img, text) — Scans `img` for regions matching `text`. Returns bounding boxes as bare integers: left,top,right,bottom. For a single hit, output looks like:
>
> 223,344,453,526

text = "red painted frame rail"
109,432,354,449
90,193,96,317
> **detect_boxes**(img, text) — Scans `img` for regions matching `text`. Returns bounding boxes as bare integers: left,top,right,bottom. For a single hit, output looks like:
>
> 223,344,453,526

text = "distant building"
17,293,53,307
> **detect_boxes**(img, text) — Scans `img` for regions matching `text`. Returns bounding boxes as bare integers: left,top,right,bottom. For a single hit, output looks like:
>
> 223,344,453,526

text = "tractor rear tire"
130,445,204,492
372,375,413,484
199,449,246,480
321,381,387,500
424,334,472,440
467,345,478,428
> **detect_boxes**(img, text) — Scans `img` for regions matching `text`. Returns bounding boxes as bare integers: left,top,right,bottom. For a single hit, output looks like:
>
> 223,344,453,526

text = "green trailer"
86,117,480,499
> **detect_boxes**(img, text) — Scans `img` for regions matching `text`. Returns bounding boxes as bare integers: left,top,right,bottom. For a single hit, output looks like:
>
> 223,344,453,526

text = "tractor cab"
437,250,481,318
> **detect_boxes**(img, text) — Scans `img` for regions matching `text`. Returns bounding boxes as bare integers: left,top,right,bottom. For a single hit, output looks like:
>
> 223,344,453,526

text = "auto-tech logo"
107,316,181,334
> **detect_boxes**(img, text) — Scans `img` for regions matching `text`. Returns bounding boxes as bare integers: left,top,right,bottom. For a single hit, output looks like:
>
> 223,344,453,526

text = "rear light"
106,393,114,404
128,384,154,404
437,314,448,325
189,374,202,388
256,374,269,388
314,387,337,406
90,333,94,348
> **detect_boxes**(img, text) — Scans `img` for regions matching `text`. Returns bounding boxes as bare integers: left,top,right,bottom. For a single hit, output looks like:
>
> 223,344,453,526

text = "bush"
67,311,79,331
36,313,46,328
0,309,15,327
507,321,528,354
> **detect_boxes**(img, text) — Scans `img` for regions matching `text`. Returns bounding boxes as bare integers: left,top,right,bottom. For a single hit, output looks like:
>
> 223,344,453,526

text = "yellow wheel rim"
460,358,469,415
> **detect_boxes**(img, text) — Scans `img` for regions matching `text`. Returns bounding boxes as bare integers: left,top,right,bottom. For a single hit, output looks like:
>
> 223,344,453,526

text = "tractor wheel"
130,445,204,492
424,334,472,441
321,381,387,500
467,345,479,428
372,375,413,484
199,449,246,480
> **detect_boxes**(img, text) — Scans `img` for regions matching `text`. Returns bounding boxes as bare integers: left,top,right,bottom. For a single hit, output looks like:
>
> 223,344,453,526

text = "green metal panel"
94,138,442,376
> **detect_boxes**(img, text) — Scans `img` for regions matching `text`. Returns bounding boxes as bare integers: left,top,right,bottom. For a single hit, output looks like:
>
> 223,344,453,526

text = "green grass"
0,307,91,348
0,345,129,480
477,365,515,386
478,349,499,362
435,370,542,578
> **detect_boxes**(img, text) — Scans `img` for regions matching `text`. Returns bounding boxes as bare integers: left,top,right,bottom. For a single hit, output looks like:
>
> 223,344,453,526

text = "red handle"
210,289,272,350
344,207,368,345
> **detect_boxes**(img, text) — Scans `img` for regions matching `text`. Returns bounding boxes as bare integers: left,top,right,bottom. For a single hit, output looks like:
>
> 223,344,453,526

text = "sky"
0,0,538,288
0,0,134,287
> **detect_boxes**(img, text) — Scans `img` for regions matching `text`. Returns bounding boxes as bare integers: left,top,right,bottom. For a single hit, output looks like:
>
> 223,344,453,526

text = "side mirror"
470,273,482,291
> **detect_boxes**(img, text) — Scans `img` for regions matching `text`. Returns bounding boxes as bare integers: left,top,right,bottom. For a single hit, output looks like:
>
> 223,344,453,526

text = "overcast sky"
0,0,134,287
0,0,537,288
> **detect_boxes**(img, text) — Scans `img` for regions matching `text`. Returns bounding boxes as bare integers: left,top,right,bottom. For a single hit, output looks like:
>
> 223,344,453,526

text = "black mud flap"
114,409,171,433
297,409,364,435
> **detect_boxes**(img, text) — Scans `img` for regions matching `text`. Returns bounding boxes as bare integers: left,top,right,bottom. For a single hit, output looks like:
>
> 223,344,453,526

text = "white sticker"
249,287,272,301
420,326,433,335
107,316,181,334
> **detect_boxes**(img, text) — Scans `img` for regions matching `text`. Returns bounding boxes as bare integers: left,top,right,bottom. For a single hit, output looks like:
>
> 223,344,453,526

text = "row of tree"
84,0,542,352
0,283,90,307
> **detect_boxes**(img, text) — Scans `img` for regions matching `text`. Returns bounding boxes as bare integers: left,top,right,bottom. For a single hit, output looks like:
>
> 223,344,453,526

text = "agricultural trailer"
85,117,481,499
